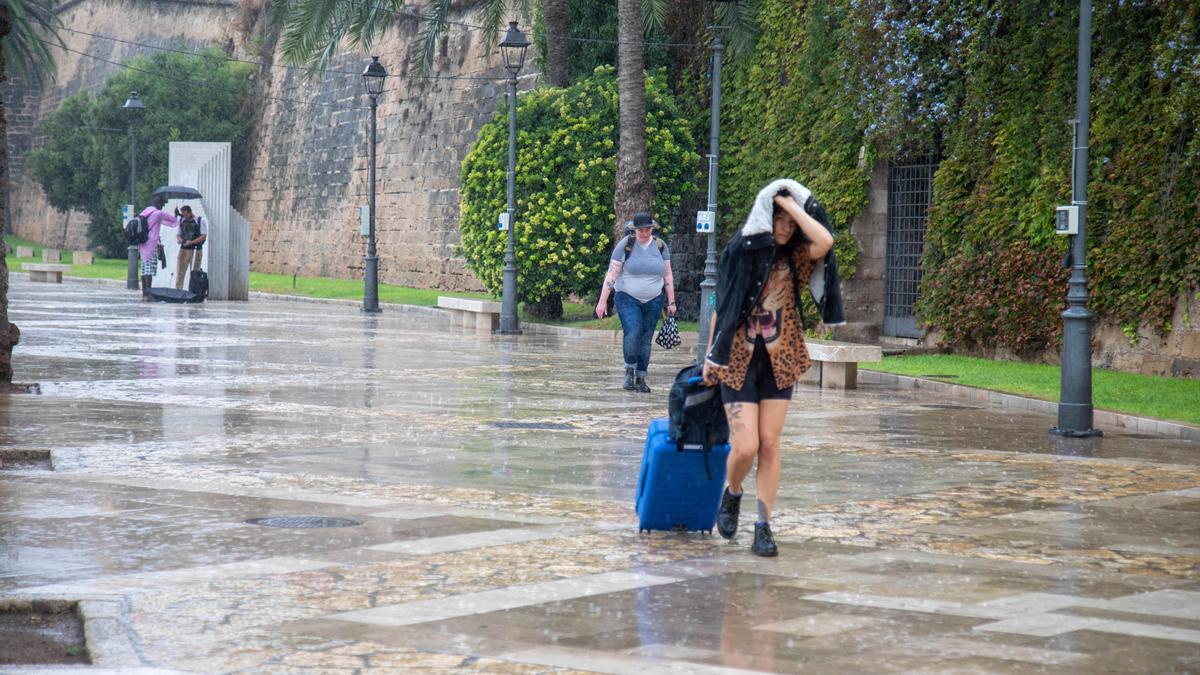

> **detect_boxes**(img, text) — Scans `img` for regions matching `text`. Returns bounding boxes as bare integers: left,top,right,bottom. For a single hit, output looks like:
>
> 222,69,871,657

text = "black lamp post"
362,56,387,314
1053,1,1101,437
498,21,529,335
123,91,145,291
697,17,728,359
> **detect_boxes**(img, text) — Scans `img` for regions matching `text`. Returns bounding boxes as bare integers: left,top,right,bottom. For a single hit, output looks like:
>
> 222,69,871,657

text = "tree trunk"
0,4,19,384
542,0,569,87
613,0,653,241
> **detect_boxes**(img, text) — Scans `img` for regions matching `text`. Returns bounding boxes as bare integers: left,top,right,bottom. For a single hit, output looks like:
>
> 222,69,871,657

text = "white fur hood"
740,178,812,236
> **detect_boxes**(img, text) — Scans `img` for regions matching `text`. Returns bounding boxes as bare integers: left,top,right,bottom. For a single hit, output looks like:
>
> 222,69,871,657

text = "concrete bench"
799,339,883,389
72,250,93,266
42,248,61,263
437,296,501,332
23,263,71,283
14,246,34,258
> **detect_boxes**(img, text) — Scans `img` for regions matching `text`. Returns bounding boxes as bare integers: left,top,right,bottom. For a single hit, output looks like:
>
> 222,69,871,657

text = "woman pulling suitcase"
701,179,835,556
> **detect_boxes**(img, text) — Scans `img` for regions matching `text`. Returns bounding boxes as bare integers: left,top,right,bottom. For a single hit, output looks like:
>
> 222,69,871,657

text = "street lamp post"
498,21,530,335
697,26,725,360
1053,0,1101,437
361,56,387,314
123,91,145,290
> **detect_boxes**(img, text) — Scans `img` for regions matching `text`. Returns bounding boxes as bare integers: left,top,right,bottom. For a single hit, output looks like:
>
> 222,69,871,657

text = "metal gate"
884,158,937,338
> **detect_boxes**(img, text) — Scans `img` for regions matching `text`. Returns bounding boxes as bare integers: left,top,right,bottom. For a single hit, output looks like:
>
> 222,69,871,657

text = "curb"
860,370,1200,442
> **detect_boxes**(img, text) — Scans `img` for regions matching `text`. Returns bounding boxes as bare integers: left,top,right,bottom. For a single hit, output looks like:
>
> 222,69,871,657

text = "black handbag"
656,316,682,350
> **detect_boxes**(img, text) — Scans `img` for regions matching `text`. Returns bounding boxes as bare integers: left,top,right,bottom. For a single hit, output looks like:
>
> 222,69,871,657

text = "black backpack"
124,214,149,245
667,363,729,478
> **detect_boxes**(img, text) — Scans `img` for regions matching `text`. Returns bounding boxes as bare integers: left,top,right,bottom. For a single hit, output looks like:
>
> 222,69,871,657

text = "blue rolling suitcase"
635,417,730,533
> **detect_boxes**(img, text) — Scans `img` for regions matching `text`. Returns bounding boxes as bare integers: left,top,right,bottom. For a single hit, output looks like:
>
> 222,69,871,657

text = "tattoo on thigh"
727,403,745,434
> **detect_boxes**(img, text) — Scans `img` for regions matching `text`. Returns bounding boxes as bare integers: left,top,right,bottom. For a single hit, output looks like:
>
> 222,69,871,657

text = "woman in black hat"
595,212,677,392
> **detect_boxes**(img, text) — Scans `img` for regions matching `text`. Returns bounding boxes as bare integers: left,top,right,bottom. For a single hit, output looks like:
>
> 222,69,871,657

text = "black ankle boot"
634,376,651,393
752,522,778,557
622,368,635,390
717,488,741,539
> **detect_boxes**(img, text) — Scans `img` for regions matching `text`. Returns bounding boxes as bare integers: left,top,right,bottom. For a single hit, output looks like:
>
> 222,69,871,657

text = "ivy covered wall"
716,0,1199,365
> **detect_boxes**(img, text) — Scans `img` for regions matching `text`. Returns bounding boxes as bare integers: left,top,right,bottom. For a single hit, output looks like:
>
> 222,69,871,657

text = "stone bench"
14,246,34,258
437,296,501,332
23,263,71,283
798,339,883,389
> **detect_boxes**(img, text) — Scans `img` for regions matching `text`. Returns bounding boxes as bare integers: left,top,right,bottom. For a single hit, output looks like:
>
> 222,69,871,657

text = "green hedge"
458,65,699,316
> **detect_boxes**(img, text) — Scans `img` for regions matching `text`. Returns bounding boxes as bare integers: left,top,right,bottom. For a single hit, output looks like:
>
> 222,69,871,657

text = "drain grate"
489,421,575,430
919,374,960,379
0,449,53,471
244,516,362,529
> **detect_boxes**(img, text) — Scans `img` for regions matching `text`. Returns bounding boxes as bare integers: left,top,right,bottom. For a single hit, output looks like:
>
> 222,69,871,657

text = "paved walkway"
1,276,1198,673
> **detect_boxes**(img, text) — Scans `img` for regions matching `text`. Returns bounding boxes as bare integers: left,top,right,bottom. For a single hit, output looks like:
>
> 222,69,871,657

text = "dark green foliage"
717,0,1198,349
27,49,253,257
459,66,699,316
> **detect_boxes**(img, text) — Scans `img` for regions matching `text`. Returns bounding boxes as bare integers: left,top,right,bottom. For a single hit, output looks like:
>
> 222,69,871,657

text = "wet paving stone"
1,277,1198,672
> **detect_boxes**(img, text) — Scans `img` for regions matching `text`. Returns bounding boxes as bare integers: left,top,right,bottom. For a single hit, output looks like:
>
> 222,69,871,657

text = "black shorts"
719,340,795,404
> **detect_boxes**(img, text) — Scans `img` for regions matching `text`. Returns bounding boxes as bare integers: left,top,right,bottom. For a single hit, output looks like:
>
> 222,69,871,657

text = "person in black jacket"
701,178,838,556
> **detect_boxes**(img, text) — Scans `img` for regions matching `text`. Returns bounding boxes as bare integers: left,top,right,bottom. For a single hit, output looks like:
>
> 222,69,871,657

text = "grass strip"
864,354,1200,426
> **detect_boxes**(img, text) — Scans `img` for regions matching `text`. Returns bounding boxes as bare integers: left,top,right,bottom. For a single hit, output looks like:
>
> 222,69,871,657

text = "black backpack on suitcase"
188,270,209,301
667,364,729,472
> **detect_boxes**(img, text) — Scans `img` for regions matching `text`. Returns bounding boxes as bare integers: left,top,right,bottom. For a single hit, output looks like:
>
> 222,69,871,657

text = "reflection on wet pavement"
1,277,1198,672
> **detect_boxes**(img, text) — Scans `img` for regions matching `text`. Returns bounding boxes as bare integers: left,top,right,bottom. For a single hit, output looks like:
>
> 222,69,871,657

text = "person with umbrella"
137,194,179,301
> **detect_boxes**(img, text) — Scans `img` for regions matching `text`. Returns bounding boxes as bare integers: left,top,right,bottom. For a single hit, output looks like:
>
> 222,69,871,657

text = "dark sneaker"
634,376,651,393
623,368,635,391
716,489,741,539
752,522,778,557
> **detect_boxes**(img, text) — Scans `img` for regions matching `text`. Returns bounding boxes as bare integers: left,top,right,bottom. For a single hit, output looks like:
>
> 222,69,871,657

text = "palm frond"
277,0,402,74
3,0,64,85
715,0,760,65
642,0,670,35
413,0,451,76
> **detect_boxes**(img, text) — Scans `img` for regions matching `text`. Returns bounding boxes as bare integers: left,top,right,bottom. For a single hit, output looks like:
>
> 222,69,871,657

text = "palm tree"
614,0,653,238
542,0,569,86
0,0,61,384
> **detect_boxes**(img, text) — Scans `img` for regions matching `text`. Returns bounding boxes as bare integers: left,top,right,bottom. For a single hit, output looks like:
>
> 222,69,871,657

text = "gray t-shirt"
611,236,671,303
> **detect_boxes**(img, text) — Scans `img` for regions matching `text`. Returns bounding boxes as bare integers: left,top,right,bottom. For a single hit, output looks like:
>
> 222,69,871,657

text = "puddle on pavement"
0,600,88,665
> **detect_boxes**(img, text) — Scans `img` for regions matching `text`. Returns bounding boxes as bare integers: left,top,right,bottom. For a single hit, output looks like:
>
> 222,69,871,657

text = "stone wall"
4,0,240,251
238,10,527,292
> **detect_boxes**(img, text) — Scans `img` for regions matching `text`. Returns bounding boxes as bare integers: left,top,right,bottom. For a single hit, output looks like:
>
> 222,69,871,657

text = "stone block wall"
238,12,525,292
832,163,887,343
3,0,240,251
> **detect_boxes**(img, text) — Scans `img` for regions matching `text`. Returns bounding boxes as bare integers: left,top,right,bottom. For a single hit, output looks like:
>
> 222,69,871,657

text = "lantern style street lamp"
361,56,387,314
123,91,145,290
498,21,529,334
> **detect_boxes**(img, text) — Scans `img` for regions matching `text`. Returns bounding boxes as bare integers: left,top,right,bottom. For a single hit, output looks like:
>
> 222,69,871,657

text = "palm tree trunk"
542,0,569,87
613,0,653,240
0,4,18,384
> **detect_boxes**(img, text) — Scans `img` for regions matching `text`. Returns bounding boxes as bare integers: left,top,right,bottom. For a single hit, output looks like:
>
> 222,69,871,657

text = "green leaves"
459,66,698,309
26,48,254,257
2,0,64,85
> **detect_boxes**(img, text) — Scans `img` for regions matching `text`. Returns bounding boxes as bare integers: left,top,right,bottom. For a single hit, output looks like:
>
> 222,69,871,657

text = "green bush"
27,49,253,257
458,65,700,317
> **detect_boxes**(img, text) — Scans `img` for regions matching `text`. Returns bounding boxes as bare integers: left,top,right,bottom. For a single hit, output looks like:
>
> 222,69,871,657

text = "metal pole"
1053,0,1100,437
363,94,381,313
126,122,139,289
697,28,723,360
499,75,521,334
